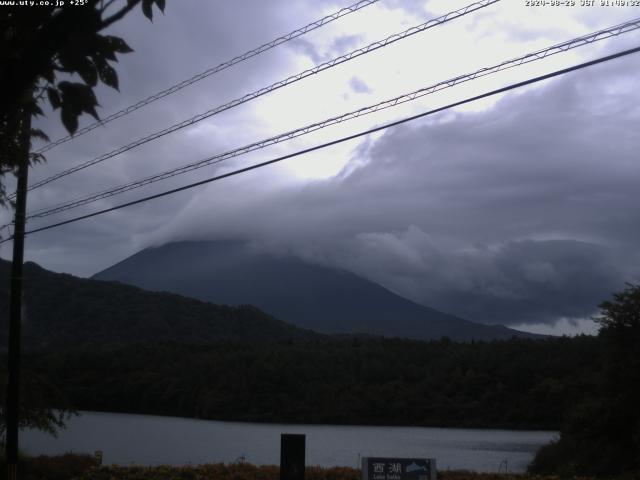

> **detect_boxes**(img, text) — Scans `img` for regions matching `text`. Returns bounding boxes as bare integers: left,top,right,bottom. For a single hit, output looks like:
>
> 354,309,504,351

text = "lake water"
21,412,556,473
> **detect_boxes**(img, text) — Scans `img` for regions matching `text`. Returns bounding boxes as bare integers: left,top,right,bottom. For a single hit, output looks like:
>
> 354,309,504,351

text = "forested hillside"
0,260,319,349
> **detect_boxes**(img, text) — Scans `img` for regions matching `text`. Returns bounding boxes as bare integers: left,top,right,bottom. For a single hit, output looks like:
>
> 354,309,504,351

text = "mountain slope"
94,240,535,341
0,259,318,350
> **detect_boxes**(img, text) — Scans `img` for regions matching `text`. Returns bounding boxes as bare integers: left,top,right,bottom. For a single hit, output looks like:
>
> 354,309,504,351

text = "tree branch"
100,0,119,14
99,0,141,31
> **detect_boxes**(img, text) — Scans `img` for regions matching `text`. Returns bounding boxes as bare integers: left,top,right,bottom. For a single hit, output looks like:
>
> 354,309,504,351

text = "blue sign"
362,457,436,480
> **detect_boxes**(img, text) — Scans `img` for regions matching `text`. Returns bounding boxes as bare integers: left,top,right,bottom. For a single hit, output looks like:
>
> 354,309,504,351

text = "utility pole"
5,108,31,480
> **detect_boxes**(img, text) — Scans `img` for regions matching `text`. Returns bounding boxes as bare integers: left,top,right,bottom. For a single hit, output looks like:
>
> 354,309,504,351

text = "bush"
0,453,97,480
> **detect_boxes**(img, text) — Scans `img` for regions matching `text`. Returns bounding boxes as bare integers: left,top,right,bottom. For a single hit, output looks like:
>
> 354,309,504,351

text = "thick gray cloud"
332,232,623,325
138,46,640,327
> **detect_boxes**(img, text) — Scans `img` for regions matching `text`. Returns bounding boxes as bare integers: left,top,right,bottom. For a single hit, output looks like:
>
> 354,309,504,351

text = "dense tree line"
529,284,640,477
21,335,600,430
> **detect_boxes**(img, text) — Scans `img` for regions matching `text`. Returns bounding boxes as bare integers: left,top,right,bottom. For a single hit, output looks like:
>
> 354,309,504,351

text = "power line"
4,44,638,243
21,0,500,195
26,17,640,220
34,0,382,155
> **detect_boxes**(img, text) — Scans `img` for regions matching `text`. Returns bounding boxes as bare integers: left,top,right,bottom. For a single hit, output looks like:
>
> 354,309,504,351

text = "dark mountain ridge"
0,259,318,350
94,240,537,341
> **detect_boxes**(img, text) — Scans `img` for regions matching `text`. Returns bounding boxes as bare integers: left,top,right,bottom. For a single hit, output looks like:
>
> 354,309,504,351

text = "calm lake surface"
21,412,556,473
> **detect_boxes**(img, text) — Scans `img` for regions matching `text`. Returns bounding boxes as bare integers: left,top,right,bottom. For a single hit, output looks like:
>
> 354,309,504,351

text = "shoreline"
70,409,561,433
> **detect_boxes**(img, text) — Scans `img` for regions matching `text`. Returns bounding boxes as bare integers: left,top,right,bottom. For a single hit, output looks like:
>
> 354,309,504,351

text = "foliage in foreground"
0,0,167,205
73,463,589,480
0,367,76,444
0,453,96,480
529,284,640,478
0,459,606,480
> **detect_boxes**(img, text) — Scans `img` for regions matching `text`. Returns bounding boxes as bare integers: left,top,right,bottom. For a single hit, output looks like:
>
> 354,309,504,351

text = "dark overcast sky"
1,0,639,335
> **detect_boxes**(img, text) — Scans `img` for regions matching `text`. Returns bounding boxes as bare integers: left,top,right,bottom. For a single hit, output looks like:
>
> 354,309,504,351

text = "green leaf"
58,81,100,121
103,35,133,54
61,107,78,135
98,63,119,91
58,81,82,114
76,57,98,87
41,66,55,84
31,102,44,117
75,85,100,119
57,43,91,75
31,129,50,142
95,46,117,62
57,81,83,114
29,152,46,165
142,0,153,20
47,88,61,110
91,35,124,62
85,104,100,121
91,52,111,76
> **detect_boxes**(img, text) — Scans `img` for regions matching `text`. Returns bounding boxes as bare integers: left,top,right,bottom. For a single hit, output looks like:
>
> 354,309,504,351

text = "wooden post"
5,109,31,480
280,434,305,480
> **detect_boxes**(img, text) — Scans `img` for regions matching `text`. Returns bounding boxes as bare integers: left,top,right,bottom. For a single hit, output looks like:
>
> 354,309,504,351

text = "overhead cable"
34,0,382,155
3,44,637,243
22,0,500,194
26,17,640,220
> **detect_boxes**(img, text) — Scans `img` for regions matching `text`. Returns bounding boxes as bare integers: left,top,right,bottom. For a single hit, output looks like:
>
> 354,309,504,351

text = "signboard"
362,457,436,480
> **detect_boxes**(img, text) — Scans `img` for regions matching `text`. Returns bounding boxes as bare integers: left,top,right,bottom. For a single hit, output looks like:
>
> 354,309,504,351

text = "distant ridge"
0,259,318,350
94,240,538,341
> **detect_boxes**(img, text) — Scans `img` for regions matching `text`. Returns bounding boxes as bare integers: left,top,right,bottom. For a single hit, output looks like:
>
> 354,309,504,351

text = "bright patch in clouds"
511,317,601,337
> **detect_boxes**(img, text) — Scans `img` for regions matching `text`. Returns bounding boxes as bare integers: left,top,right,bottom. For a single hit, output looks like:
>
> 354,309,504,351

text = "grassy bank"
1,456,615,480
74,463,601,480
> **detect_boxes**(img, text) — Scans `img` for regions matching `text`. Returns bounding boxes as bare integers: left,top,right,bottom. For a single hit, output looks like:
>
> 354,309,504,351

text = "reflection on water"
21,411,557,473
